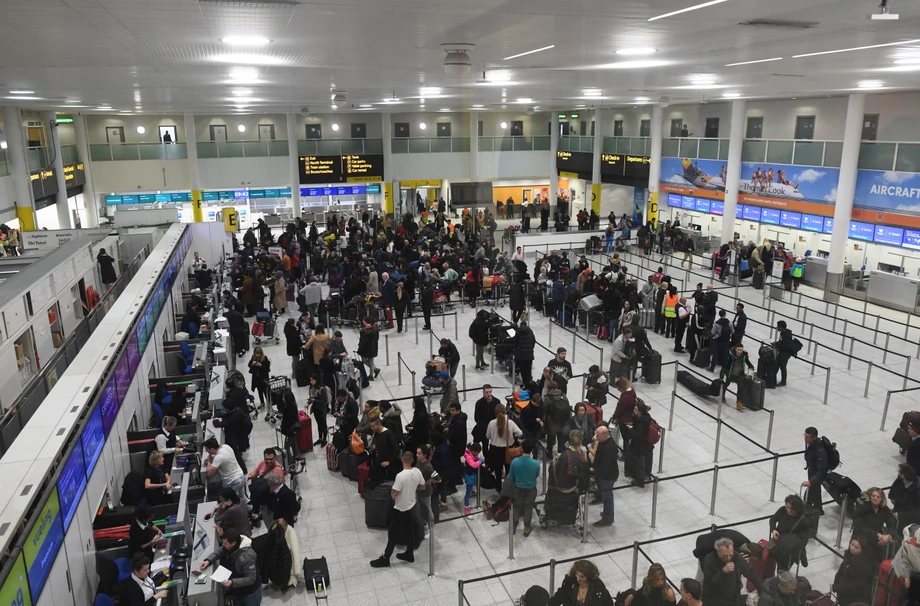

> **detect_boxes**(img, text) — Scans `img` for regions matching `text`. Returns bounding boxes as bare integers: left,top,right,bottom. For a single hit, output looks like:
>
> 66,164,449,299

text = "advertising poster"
738,162,838,203
0,554,32,606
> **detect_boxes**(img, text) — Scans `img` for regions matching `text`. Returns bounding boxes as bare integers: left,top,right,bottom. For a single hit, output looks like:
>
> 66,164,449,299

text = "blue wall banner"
854,169,920,213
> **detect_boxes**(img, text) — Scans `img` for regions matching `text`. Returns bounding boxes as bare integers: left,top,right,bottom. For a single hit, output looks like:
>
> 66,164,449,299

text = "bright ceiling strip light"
503,44,555,61
793,39,920,58
725,57,783,67
648,0,728,22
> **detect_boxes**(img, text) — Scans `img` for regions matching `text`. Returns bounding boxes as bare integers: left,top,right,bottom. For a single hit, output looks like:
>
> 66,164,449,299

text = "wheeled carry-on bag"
296,410,313,452
365,481,394,528
639,308,654,329
641,351,662,384
822,471,861,515
357,461,371,496
692,341,711,368
894,411,920,452
739,375,765,411
326,443,339,471
303,556,330,594
753,269,765,290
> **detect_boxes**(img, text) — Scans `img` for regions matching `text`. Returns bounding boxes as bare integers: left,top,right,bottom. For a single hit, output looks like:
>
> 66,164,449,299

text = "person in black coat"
97,247,117,287
421,285,434,330
275,390,302,457
439,338,461,377
224,303,250,358
247,347,271,409
472,385,500,450
768,494,812,569
906,421,920,473
404,396,431,453
444,402,468,487
120,554,168,606
180,301,202,337
357,320,380,379
832,536,876,606
549,560,614,606
513,321,536,385
888,463,920,532
773,320,797,387
128,505,162,562
468,310,491,371
284,318,302,377
265,470,300,525
509,281,526,324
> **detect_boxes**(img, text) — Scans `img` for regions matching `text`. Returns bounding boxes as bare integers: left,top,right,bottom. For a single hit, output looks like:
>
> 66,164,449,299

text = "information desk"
867,270,920,313
186,501,223,606
208,366,227,407
801,257,828,289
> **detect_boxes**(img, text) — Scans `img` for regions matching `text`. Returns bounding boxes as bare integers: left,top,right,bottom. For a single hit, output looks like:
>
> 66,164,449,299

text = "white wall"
389,152,470,181
600,183,636,218
389,111,470,138
86,115,187,144
199,157,290,188
479,151,552,180
195,113,286,142
478,111,552,138
91,159,190,194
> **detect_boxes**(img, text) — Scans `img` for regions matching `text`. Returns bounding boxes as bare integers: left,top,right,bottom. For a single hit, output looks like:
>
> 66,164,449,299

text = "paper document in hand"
151,560,171,573
211,565,232,584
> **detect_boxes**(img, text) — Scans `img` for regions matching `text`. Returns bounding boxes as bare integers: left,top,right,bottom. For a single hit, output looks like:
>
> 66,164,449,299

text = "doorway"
862,114,879,141
670,119,684,138
613,120,624,137
258,124,275,141
704,118,720,138
640,120,651,137
521,188,532,204
794,115,815,140
27,127,46,147
105,127,125,143
158,125,177,144
210,125,228,142
746,117,763,139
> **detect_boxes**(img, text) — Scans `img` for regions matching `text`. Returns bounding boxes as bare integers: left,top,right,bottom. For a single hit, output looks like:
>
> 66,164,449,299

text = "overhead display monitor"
121,194,139,204
903,229,920,251
0,553,32,606
801,214,824,233
137,193,157,203
81,406,104,476
761,208,781,225
710,200,724,216
104,195,122,205
823,217,835,234
170,192,189,202
154,193,171,203
848,221,874,242
780,211,801,229
623,155,651,180
680,196,695,210
23,488,63,599
99,376,120,436
742,205,762,222
694,198,711,213
56,438,86,532
736,204,743,219
555,150,593,178
668,193,682,207
874,225,904,247
599,153,625,176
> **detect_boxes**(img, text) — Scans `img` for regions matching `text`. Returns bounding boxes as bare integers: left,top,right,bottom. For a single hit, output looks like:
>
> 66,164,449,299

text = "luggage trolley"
265,375,291,422
252,310,280,345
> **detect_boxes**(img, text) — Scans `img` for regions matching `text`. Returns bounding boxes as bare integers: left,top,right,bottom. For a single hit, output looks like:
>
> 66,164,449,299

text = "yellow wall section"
591,183,601,214
191,189,204,223
223,208,238,232
647,191,659,228
383,183,394,215
15,206,35,231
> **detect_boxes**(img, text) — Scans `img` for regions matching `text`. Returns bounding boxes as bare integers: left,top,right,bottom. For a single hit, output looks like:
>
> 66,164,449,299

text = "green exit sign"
26,121,42,127
56,117,73,124
570,113,579,119
558,113,567,119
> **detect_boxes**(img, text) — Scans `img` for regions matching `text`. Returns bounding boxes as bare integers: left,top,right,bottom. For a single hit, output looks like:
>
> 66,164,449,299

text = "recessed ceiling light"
232,89,253,96
500,121,508,129
360,104,373,108
7,96,42,101
583,89,602,97
674,84,730,90
382,98,402,104
221,36,271,46
420,87,441,96
575,104,586,108
0,142,6,150
230,67,258,78
212,53,286,66
882,64,920,72
599,60,670,69
894,57,920,65
649,0,728,22
331,104,338,110
65,99,82,104
9,90,34,95
858,80,885,89
516,97,533,103
331,123,339,131
690,74,717,84
635,96,650,102
472,104,484,108
725,57,783,67
615,48,658,56
793,39,920,58
722,92,742,98
136,126,146,134
440,108,451,112
503,44,555,61
97,105,112,110
479,70,512,84
419,122,427,130
238,124,246,133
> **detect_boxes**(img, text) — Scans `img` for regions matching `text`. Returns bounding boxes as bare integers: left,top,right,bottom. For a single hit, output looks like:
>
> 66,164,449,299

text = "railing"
478,136,552,152
557,136,595,153
602,136,654,156
391,137,470,154
197,140,288,159
90,142,189,161
61,144,77,165
88,139,385,160
300,138,383,156
26,146,49,171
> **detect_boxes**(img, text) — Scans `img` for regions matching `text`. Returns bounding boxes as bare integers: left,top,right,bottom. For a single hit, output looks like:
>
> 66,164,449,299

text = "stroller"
537,449,586,531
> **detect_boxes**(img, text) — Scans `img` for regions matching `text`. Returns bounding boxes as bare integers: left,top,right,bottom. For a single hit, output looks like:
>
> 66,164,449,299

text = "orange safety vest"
663,293,678,318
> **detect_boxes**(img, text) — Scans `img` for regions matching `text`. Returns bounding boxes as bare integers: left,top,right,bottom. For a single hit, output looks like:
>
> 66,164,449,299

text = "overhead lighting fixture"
690,74,717,84
440,108,451,112
882,64,920,72
97,105,112,110
359,104,373,108
381,98,402,104
516,97,533,103
648,0,728,22
503,44,555,61
615,47,658,56
635,96,650,102
420,87,442,96
221,35,271,46
237,124,246,132
894,57,920,64
575,104,586,108
793,38,920,58
472,104,484,108
7,96,42,101
599,59,670,69
722,91,742,98
65,99,82,104
673,84,730,90
0,142,6,150
212,53,286,66
858,80,885,89
480,70,512,84
500,121,508,129
136,126,146,134
232,89,253,96
419,122,427,130
331,123,339,131
9,90,34,95
230,67,258,78
725,57,783,67
331,104,338,110
583,89,602,96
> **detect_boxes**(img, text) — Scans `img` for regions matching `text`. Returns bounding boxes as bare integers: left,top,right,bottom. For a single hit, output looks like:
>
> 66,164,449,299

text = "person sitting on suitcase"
768,494,812,569
831,537,876,606
852,487,896,558
757,572,811,606
701,537,766,606
720,344,754,412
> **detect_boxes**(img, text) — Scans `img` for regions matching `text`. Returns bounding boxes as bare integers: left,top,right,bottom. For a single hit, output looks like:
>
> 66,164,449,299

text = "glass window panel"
479,137,494,152
895,143,920,173
364,139,383,154
499,137,514,151
823,142,843,167
165,143,187,159
197,142,218,159
533,136,551,151
602,137,616,154
858,142,896,171
678,139,699,158
793,141,824,166
616,138,630,153
430,138,450,152
268,141,288,156
241,141,267,157
408,138,430,153
630,138,648,155
766,140,794,164
698,139,719,159
741,140,766,163
297,140,317,155
218,142,244,158
718,139,730,160
580,137,594,152
513,137,533,151
340,139,362,154
662,139,679,158
112,144,139,161
316,140,341,155
452,138,470,152
391,138,408,154
138,144,167,160
90,145,113,162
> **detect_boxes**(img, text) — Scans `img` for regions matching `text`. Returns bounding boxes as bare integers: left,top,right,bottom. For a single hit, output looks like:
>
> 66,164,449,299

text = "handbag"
350,431,366,455
504,421,522,464
764,514,804,551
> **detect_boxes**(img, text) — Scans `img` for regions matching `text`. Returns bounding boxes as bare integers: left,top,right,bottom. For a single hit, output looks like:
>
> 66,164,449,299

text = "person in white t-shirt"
204,438,245,498
370,451,426,568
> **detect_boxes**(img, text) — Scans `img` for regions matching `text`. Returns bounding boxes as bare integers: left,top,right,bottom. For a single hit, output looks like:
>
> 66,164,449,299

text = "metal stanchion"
883,333,891,365
668,370,678,431
905,358,911,390
714,420,723,463
428,521,435,577
865,362,873,398
770,454,779,502
841,319,847,348
415,316,419,345
491,344,495,374
847,339,855,370
507,502,515,560
385,334,390,366
429,331,434,358
709,465,719,515
476,467,481,509
549,314,553,347
806,323,814,355
542,447,548,495
454,313,458,341
658,427,666,473
874,317,881,344
835,496,849,549
650,477,659,529
881,392,892,431
411,371,417,398
581,375,587,403
398,353,403,385
823,367,831,406
631,542,640,588
462,365,467,401
458,581,464,606
581,494,589,544
442,312,446,329
766,410,775,451
512,359,517,384
803,306,808,324
811,343,818,376
549,560,557,594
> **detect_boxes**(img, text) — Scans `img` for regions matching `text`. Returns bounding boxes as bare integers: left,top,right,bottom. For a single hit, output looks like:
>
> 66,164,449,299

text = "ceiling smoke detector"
526,106,535,115
332,91,347,103
300,106,310,116
441,43,475,78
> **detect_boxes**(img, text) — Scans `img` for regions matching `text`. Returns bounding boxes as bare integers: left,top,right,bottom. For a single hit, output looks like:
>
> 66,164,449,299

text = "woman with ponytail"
485,403,523,489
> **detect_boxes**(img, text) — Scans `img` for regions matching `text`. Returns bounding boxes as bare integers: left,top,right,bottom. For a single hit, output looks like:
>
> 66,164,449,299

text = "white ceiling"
1,0,919,114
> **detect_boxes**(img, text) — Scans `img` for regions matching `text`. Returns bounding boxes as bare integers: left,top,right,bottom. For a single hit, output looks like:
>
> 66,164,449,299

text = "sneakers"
777,381,787,387
464,506,472,515
439,501,448,512
374,368,381,378
396,552,415,563
736,402,745,411
370,556,390,568
593,519,613,527
523,527,532,537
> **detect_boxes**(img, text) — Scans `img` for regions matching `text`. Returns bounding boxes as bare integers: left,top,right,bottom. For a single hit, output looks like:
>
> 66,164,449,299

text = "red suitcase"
251,319,264,337
326,443,339,471
875,559,904,606
746,539,776,591
297,410,313,452
385,306,394,329
357,462,371,497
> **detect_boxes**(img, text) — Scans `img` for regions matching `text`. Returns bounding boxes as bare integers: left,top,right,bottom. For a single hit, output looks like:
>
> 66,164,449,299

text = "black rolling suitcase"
753,269,765,290
739,375,765,411
295,358,310,387
822,471,861,515
641,350,662,384
894,411,920,453
365,481,394,529
303,556,330,593
677,370,715,398
692,338,711,368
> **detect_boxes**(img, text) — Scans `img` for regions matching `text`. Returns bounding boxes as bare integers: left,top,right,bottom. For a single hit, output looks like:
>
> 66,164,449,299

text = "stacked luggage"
757,345,779,389
893,411,920,454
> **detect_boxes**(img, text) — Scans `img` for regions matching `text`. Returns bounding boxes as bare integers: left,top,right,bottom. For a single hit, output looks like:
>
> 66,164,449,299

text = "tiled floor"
233,236,911,606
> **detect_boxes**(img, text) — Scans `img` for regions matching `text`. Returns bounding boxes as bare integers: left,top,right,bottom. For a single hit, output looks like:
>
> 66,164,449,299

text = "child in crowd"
463,443,484,515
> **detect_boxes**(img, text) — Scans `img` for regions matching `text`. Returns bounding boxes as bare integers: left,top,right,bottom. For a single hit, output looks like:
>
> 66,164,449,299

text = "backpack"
821,436,841,470
120,471,145,506
485,496,512,522
719,321,731,341
790,263,805,278
790,338,804,355
647,418,662,446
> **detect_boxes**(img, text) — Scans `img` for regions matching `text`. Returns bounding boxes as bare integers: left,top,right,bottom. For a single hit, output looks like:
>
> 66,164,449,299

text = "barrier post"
398,353,403,385
491,342,495,374
904,358,911,390
581,493,589,544
455,313,459,341
710,465,720,515
631,542,640,588
442,311,446,329
883,332,891,365
550,560,557,594
865,362,873,398
658,427,666,473
549,314,553,347
835,496,849,549
766,409,775,451
770,454,779,502
507,502,515,560
650,477,660,529
668,368,678,431
803,306,808,324
542,446,548,495
806,323,814,355
428,520,435,577
881,392,892,431
462,365,467,401
512,359,517,384
429,331,434,358
824,367,831,406
458,581,464,606
385,334,390,366
411,371,417,399
572,328,577,361
847,339,855,370
415,316,419,345
714,420,723,463
874,317,881,344
476,466,482,509
811,343,818,376
581,375,587,403
841,319,847,349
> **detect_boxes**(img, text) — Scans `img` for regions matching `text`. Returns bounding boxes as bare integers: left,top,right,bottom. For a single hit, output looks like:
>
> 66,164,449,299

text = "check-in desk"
802,257,828,289
186,501,223,606
868,270,920,313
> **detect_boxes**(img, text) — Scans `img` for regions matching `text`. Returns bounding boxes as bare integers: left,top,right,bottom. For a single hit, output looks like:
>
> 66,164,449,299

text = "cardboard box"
52,332,63,348
14,343,23,359
17,356,25,370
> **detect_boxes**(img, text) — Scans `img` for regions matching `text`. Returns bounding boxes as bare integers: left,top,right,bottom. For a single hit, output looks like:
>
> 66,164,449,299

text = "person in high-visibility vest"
663,287,679,340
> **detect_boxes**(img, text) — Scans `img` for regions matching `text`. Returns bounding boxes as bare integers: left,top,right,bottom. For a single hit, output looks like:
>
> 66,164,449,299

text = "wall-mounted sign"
555,150,593,179
297,154,386,184
29,168,58,202
56,117,74,124
62,162,85,188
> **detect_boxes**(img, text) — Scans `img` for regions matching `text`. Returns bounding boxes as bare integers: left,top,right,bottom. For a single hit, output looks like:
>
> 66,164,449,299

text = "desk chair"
94,594,115,606
179,341,195,364
153,404,164,427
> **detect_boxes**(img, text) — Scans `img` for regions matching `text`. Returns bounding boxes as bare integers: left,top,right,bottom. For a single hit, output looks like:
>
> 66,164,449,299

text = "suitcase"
692,346,711,368
753,269,765,290
709,379,724,397
677,370,715,398
895,412,920,452
365,481,394,528
385,306,394,329
303,556,330,592
583,403,603,425
596,325,609,341
875,559,904,606
739,267,753,280
336,450,348,474
823,471,861,515
296,410,313,452
639,308,654,329
357,461,371,496
295,358,310,387
251,319,264,336
342,451,363,481
740,375,765,411
326,443,339,471
746,539,776,591
641,350,662,384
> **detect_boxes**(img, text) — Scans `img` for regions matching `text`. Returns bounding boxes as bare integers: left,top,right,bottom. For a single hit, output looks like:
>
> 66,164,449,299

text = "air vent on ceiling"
740,18,818,29
200,0,299,5
770,73,808,78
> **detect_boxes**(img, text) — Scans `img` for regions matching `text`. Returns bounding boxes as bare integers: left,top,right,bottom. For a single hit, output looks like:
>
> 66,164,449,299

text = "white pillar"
591,109,603,215
184,112,200,190
550,113,559,203
825,93,866,299
44,111,72,229
469,111,479,182
648,105,664,227
2,106,36,231
286,113,301,219
73,113,99,227
721,99,746,245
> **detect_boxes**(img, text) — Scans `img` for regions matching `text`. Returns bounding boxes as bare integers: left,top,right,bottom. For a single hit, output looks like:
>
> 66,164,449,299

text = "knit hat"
437,371,450,380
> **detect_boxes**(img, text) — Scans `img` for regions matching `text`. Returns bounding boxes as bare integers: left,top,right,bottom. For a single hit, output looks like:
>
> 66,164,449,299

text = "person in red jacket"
610,377,636,452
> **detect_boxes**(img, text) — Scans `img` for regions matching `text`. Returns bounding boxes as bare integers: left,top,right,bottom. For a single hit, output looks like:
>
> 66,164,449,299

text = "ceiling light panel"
615,48,658,56
649,0,728,22
420,87,441,96
793,39,920,58
503,45,555,61
221,35,271,45
725,57,783,67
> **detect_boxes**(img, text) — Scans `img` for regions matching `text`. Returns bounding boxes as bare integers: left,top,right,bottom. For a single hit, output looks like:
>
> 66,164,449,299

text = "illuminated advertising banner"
23,489,63,598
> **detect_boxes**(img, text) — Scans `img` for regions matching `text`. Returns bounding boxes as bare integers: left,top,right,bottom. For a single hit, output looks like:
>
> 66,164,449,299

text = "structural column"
286,113,301,219
382,114,394,215
647,104,663,227
1,106,36,231
550,113,559,205
184,112,203,222
44,111,72,229
469,110,479,182
591,109,604,215
721,99,746,245
73,113,99,227
825,93,866,301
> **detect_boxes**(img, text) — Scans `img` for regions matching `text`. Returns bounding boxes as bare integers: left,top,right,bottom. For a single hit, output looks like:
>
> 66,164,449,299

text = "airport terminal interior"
4,1,920,605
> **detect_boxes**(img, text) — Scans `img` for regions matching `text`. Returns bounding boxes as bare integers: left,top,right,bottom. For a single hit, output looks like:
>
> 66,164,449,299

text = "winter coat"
468,314,490,346
509,283,525,312
273,277,287,310
513,325,536,361
285,322,303,356
206,535,259,596
357,326,379,358
833,550,875,606
544,389,571,435
549,574,613,606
